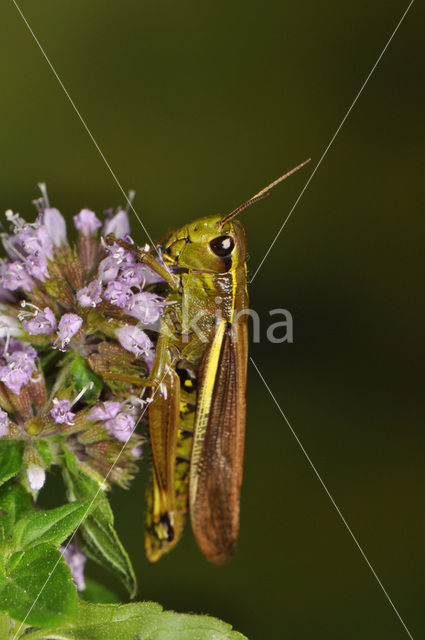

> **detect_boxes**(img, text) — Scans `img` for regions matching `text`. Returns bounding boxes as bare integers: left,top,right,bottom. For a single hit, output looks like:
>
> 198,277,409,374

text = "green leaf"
67,602,160,640
62,447,78,475
80,578,119,604
139,611,248,639
21,601,248,640
0,441,24,487
63,467,136,598
35,440,53,467
0,612,9,639
70,355,102,401
0,544,77,627
0,482,32,539
12,501,93,551
78,507,137,599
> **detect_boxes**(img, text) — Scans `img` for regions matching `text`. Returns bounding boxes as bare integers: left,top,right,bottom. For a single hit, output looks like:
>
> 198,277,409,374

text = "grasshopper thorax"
162,215,247,273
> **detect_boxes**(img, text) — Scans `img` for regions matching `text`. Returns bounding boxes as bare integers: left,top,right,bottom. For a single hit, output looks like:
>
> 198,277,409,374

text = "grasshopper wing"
189,318,248,564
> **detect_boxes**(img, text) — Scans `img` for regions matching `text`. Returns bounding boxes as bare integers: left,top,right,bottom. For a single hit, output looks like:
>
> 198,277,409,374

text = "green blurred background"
1,1,423,638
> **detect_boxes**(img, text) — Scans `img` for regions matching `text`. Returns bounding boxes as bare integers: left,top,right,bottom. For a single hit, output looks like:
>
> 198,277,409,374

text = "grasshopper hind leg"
160,513,175,542
145,367,197,562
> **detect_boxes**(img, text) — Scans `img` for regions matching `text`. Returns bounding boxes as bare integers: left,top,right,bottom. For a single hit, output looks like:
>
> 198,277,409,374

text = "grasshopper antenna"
219,158,311,227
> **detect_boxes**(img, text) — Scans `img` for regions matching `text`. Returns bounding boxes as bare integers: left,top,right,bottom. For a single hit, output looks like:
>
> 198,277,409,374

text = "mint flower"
20,305,57,335
87,401,122,422
60,543,87,591
103,210,130,238
18,226,53,259
103,280,132,308
103,412,135,442
0,338,37,394
54,314,83,351
50,398,76,425
126,292,166,324
0,184,166,493
74,209,102,236
43,207,67,246
115,325,154,359
118,264,146,286
98,256,120,283
0,408,10,436
1,261,34,292
25,254,50,281
76,280,102,308
131,444,143,458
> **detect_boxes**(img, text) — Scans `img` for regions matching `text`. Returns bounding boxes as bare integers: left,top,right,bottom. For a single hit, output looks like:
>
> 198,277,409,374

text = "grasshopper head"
163,215,247,273
162,159,311,273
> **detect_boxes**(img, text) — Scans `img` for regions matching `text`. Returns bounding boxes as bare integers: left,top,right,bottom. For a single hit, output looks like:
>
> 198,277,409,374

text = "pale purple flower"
103,210,130,239
0,367,29,395
126,292,166,324
111,245,134,263
25,254,50,281
0,285,15,304
22,307,57,335
108,244,134,265
131,445,143,458
1,232,21,261
18,226,53,259
27,463,46,491
118,262,163,287
1,261,34,292
144,350,155,371
102,280,132,308
7,339,37,359
50,398,75,425
0,345,37,394
138,264,166,286
76,280,102,308
0,409,10,437
74,209,102,236
60,543,87,591
87,401,122,422
54,314,83,351
115,325,153,358
97,244,134,283
43,208,67,247
17,230,40,255
97,256,120,283
0,225,50,286
104,412,135,442
118,263,146,286
7,350,37,374
0,313,22,338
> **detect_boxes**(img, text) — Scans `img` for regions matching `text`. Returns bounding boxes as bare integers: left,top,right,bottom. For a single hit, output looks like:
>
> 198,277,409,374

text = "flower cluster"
0,186,167,493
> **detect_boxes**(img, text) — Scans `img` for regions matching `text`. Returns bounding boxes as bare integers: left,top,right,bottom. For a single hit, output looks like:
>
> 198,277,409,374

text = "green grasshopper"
108,159,309,563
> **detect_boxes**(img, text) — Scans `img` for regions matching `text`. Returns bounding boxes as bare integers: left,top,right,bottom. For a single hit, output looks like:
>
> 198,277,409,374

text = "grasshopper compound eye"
209,235,235,257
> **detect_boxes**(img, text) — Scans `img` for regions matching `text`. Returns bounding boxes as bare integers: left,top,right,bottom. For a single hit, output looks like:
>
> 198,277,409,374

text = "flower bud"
27,463,46,491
